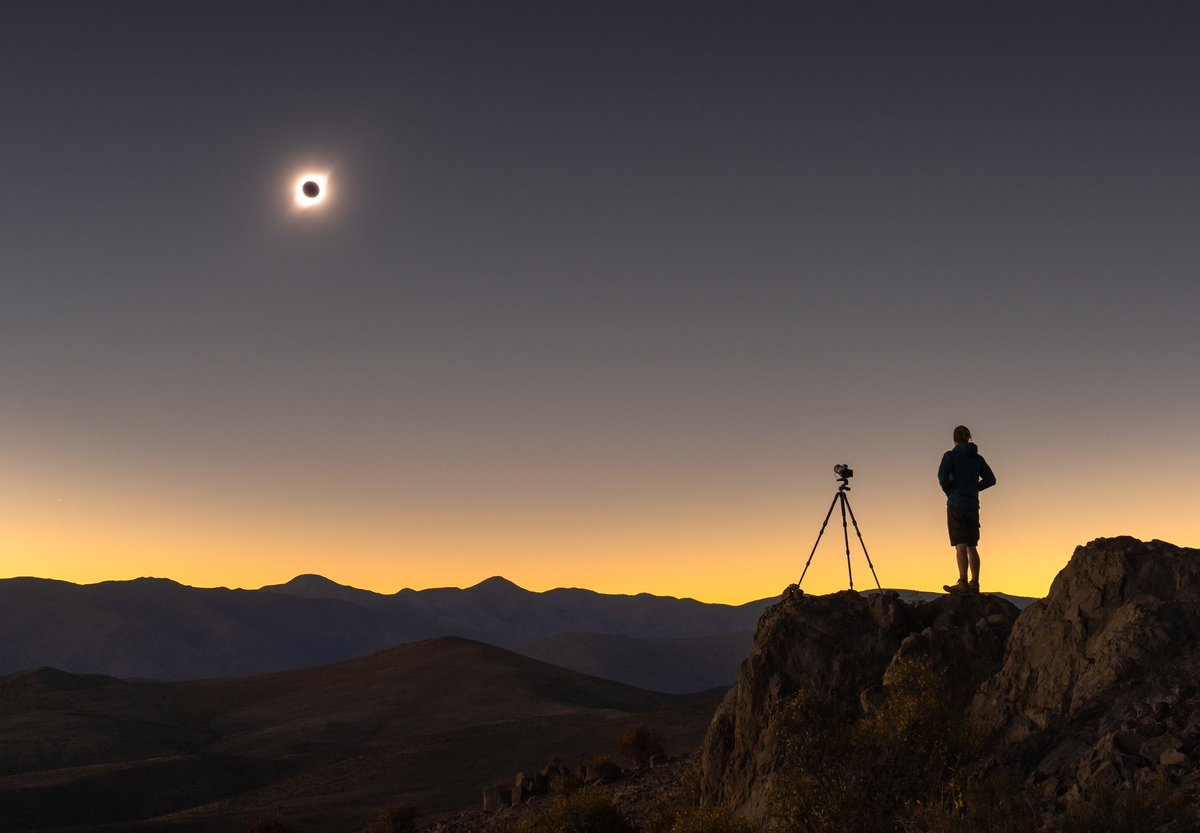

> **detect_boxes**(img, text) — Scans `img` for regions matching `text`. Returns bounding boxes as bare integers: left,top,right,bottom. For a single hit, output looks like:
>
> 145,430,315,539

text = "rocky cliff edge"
699,537,1200,821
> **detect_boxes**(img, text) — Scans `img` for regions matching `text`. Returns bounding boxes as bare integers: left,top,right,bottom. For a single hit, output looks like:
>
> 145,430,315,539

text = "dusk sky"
2,2,1198,603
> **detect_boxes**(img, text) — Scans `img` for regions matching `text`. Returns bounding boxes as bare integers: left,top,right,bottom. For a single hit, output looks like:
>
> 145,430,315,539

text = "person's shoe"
968,579,980,594
943,579,971,595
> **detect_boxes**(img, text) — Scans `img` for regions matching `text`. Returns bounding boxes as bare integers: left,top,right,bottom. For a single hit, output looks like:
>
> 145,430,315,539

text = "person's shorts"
947,507,980,546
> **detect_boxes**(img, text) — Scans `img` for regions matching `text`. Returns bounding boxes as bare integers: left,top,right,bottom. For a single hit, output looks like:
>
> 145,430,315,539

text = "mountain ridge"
263,572,771,606
0,573,780,688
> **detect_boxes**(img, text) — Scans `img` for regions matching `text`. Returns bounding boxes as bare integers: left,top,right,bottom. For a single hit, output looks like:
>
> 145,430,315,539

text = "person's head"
953,425,972,444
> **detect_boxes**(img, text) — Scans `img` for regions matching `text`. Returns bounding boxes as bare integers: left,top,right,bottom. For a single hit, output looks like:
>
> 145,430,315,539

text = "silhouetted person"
938,425,996,594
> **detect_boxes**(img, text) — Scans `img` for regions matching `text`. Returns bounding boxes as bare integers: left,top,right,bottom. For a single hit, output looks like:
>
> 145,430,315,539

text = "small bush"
642,802,679,833
641,760,704,833
618,724,667,768
364,802,418,833
551,769,584,796
518,790,633,833
770,657,981,833
900,768,1039,833
1061,779,1198,833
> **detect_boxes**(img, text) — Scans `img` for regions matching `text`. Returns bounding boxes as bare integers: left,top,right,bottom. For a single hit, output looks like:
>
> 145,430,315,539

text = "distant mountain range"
0,637,723,832
0,574,1037,692
0,575,772,692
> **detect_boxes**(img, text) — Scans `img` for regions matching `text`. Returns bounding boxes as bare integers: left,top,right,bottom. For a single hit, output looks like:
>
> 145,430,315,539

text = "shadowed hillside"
516,631,755,694
0,637,722,832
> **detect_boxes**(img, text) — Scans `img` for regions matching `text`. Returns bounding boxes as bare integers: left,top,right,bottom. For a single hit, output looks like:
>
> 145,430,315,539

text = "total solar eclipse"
295,173,328,208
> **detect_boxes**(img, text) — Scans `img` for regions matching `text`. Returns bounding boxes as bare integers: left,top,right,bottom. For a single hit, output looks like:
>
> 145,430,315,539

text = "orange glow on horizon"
4,434,1197,605
4,483,1193,604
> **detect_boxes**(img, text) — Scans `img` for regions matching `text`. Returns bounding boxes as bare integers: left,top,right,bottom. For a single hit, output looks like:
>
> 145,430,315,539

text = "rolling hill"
0,637,723,832
516,631,755,694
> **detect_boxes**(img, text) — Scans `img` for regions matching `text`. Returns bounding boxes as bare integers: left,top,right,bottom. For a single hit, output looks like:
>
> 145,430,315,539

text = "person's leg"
955,544,969,582
968,547,980,584
967,509,982,591
945,509,971,593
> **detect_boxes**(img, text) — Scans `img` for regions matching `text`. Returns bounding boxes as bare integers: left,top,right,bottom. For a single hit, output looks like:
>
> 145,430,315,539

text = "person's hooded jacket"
937,442,996,509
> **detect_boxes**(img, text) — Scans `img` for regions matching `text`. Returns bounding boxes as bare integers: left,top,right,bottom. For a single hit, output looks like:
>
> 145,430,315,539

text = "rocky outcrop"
699,586,1019,820
973,537,1200,735
972,537,1200,798
700,537,1200,823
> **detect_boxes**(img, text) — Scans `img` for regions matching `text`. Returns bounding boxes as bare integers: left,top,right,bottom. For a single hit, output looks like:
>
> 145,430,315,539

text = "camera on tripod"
798,462,881,592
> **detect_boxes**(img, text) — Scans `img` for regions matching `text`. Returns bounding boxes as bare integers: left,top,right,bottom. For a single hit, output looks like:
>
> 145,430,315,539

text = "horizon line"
0,571,1041,604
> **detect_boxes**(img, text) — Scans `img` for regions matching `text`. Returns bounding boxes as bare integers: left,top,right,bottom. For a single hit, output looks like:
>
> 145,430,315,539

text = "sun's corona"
294,173,328,208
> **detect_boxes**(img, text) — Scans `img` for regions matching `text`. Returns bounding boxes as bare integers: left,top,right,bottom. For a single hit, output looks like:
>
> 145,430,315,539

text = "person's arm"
978,457,996,491
937,452,953,495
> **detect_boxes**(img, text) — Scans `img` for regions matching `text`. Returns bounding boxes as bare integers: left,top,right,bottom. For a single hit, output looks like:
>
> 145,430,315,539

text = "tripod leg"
839,492,853,590
842,494,883,591
799,492,841,588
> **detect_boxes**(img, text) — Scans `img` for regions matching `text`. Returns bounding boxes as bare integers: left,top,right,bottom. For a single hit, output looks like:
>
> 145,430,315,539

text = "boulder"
973,537,1200,738
970,538,1200,806
512,771,528,806
584,759,622,783
482,781,510,812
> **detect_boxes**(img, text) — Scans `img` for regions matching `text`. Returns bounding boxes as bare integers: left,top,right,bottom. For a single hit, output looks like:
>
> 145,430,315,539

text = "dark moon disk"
302,180,321,198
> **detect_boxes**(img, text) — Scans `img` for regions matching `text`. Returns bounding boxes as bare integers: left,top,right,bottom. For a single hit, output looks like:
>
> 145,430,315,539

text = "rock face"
700,537,1200,822
972,537,1200,796
973,537,1200,734
699,586,1020,820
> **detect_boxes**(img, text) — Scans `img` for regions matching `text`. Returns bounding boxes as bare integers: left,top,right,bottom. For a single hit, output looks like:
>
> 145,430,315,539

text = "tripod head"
834,463,853,490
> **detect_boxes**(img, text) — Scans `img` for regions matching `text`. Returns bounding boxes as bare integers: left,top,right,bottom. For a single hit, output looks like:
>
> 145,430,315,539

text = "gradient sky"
2,2,1198,603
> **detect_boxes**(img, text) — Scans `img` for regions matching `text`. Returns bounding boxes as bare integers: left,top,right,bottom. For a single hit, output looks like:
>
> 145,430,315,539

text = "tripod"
798,475,882,591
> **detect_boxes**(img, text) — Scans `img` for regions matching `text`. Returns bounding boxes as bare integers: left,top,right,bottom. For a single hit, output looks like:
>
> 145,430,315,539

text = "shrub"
518,790,633,833
550,769,583,796
641,760,703,833
364,802,418,833
770,657,995,833
618,724,667,768
899,768,1039,833
1061,778,1198,833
